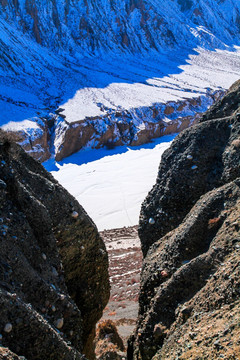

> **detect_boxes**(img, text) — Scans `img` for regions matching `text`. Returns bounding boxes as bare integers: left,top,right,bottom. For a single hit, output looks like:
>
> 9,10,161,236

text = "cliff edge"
0,133,110,359
129,81,240,359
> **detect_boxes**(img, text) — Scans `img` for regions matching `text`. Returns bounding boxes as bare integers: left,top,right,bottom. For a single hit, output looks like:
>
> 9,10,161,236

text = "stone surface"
139,111,240,256
0,133,110,359
130,82,240,359
130,179,240,359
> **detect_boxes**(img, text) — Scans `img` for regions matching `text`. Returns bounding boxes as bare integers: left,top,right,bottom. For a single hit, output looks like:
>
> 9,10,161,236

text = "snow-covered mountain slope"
1,0,240,160
1,0,240,55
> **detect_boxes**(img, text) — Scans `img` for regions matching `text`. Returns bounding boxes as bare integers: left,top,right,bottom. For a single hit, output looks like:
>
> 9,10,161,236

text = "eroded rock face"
1,0,240,55
129,179,240,359
130,83,240,359
54,92,221,162
0,136,110,359
200,79,240,123
139,114,240,256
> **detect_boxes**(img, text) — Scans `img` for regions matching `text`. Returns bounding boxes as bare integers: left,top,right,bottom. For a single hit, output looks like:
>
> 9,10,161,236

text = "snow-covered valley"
1,0,240,162
1,0,240,229
45,134,175,230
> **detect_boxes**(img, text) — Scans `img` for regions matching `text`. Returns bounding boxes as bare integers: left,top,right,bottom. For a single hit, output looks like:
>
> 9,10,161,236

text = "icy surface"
59,48,240,123
45,135,175,230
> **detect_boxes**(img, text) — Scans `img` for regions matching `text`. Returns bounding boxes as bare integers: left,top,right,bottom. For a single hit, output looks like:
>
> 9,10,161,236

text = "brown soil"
99,226,142,346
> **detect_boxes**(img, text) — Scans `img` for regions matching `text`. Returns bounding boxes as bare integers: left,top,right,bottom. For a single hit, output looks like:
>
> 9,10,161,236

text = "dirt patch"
99,226,142,346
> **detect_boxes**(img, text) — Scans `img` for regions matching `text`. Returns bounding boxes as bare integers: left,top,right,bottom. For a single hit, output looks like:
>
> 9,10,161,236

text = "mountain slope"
1,0,240,55
1,0,240,161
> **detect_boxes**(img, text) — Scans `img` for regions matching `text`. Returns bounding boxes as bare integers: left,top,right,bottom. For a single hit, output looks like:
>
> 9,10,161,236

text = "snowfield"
59,47,240,123
45,134,175,230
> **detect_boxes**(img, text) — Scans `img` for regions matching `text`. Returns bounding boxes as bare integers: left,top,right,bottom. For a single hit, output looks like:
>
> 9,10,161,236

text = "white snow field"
45,134,175,231
58,47,240,123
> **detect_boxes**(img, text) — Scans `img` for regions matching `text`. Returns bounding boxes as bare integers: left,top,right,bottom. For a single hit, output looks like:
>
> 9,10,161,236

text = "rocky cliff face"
129,82,240,359
0,132,110,359
53,92,222,161
1,0,240,55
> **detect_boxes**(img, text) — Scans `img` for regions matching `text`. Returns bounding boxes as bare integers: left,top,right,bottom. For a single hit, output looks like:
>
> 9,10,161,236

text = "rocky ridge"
0,132,110,359
129,81,240,359
1,0,240,56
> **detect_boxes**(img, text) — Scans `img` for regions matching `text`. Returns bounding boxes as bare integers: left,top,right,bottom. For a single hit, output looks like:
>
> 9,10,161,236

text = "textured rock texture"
139,105,240,256
201,79,240,122
129,82,240,359
0,133,110,359
54,94,220,162
1,0,240,55
0,346,26,359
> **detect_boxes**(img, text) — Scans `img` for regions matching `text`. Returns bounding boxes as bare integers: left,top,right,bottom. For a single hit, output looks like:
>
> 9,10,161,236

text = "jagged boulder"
130,83,240,359
0,135,110,359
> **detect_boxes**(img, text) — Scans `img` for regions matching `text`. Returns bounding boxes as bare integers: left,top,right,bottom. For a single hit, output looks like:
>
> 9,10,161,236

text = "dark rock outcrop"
139,112,240,256
200,79,240,123
129,82,240,359
0,134,110,359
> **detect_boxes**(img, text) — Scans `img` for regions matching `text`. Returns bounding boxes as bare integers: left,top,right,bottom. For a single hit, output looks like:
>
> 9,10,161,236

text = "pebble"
42,253,47,260
55,318,64,329
191,165,198,170
161,270,168,277
0,179,7,189
214,339,221,347
71,211,79,219
149,217,155,225
51,305,56,312
52,267,58,277
186,155,193,160
4,323,12,333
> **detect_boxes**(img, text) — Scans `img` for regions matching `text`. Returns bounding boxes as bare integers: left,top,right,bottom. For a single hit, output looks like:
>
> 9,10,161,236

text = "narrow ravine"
94,226,142,359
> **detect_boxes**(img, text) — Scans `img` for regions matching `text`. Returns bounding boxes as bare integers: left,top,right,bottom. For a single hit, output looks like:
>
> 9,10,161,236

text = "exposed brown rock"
164,106,174,115
54,92,220,162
